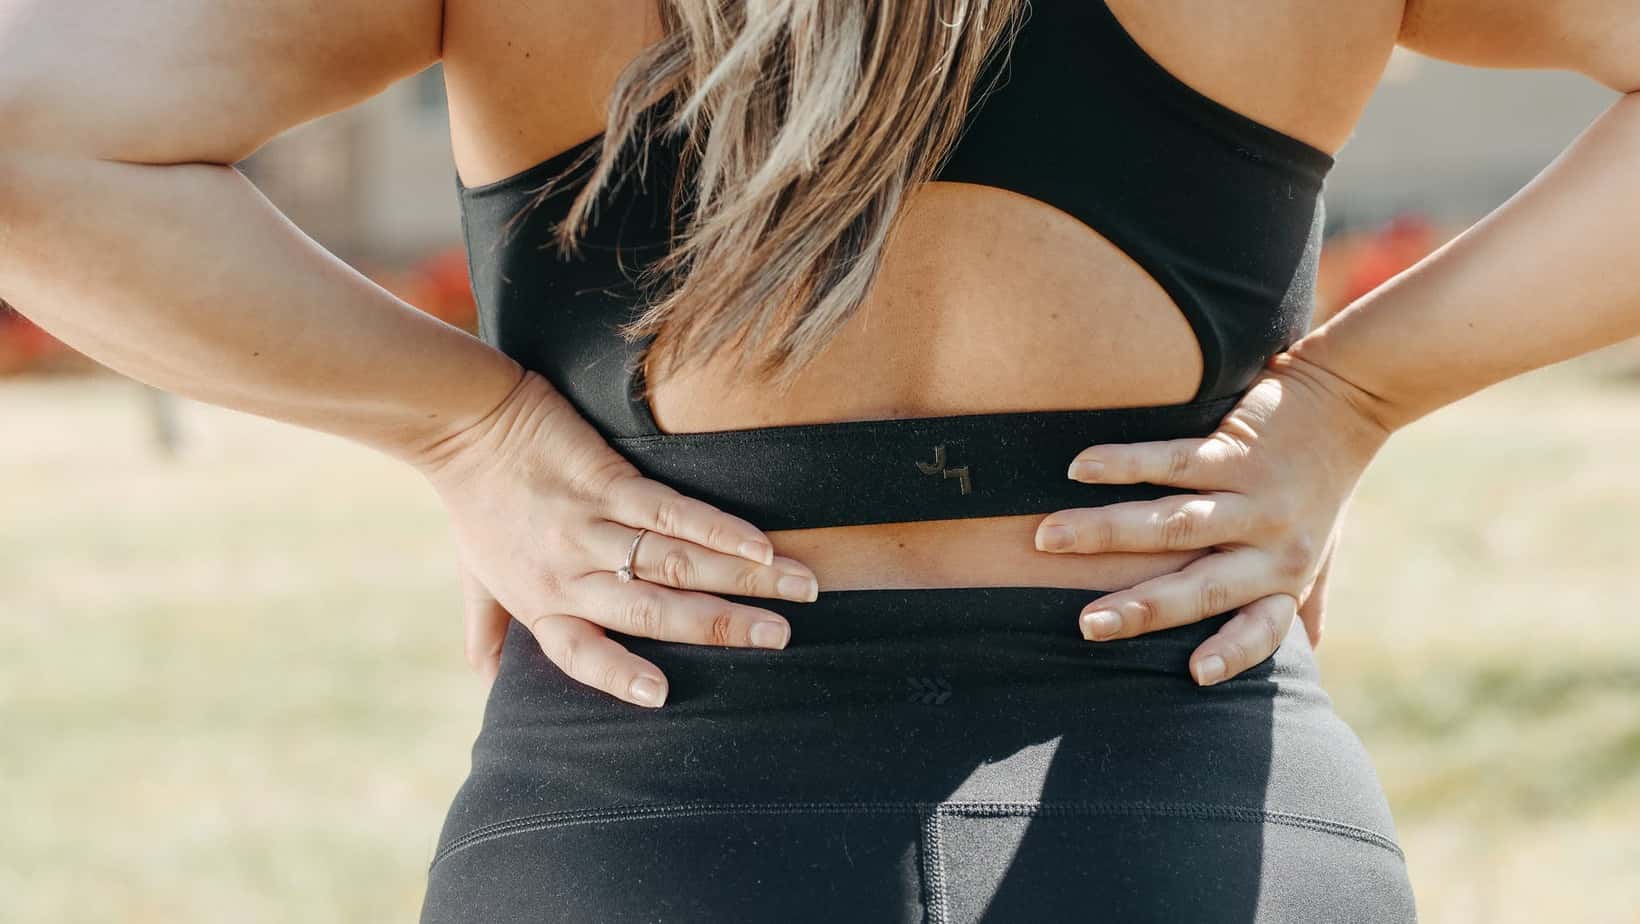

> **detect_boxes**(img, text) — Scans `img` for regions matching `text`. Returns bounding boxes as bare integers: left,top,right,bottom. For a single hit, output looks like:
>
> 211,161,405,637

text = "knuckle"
570,455,635,504
706,609,737,647
701,520,730,553
621,590,665,638
1199,579,1233,616
1129,598,1157,634
1208,433,1249,467
1261,495,1300,532
595,660,626,696
652,497,681,535
1165,444,1195,482
1160,506,1198,549
1089,515,1118,552
734,565,766,596
658,547,695,587
1276,536,1315,580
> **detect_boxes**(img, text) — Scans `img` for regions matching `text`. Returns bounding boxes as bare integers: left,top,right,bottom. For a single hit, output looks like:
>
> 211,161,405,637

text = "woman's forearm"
0,149,524,468
1292,89,1640,432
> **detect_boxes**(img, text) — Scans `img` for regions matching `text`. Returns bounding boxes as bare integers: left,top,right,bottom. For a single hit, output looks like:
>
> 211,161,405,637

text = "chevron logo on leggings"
906,676,954,705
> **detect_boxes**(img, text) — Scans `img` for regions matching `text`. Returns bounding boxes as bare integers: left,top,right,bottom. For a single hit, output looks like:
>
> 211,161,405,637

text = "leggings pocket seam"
429,798,1403,872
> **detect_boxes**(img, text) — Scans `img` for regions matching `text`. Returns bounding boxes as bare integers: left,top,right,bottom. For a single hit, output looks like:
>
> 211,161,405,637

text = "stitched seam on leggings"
939,802,1404,858
429,799,1404,870
921,810,949,924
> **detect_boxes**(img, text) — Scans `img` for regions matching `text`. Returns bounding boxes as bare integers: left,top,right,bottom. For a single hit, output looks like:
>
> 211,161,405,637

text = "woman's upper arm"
0,0,444,165
1398,0,1640,92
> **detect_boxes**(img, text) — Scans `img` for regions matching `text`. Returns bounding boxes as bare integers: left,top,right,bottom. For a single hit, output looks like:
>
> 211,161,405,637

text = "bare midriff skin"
442,0,1403,592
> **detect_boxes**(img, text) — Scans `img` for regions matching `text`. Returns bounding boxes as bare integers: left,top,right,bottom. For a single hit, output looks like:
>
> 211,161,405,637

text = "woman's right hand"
413,369,819,709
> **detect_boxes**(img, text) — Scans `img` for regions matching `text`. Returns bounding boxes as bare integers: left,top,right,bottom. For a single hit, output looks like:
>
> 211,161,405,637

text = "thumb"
1298,568,1328,649
458,560,510,688
1298,540,1336,649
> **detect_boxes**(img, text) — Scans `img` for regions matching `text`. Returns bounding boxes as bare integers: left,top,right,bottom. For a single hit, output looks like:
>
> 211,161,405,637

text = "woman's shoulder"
442,0,662,190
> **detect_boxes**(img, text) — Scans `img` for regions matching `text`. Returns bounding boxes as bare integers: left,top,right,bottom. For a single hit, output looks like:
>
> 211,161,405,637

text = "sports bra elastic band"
606,392,1241,531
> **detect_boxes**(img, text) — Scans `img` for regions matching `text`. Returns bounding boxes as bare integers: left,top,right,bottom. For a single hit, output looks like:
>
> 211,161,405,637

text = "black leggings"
420,585,1417,922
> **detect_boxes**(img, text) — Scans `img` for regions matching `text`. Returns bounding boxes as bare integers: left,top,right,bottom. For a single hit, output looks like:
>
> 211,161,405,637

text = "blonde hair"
522,0,1028,392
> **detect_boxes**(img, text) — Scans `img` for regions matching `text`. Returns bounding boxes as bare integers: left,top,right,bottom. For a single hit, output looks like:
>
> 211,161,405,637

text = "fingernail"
1035,524,1074,552
1081,610,1120,639
750,620,790,649
739,540,774,565
1194,655,1226,686
629,675,667,707
1067,459,1103,480
777,574,819,602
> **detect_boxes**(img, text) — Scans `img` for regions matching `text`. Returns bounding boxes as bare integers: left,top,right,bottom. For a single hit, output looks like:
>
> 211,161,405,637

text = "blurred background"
3,49,1638,922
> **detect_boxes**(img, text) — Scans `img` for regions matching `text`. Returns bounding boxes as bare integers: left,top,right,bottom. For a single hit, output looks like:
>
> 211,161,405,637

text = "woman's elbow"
0,60,265,166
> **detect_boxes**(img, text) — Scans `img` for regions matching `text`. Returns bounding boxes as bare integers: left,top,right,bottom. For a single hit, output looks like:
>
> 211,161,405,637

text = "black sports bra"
456,0,1335,525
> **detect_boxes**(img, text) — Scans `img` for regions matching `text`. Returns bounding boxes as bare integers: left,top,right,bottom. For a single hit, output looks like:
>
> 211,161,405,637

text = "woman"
3,0,1635,920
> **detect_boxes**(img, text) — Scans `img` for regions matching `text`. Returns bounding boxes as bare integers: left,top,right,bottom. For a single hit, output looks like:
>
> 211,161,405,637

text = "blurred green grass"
2,358,1638,923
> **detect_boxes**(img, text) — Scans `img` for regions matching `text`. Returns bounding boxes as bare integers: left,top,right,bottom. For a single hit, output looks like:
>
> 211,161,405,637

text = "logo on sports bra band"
915,444,971,495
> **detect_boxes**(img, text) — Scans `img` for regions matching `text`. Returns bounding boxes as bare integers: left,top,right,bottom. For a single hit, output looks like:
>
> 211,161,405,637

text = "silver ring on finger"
615,527,649,584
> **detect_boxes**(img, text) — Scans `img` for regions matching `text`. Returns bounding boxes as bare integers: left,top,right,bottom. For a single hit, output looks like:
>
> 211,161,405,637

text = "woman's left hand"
1032,349,1394,686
